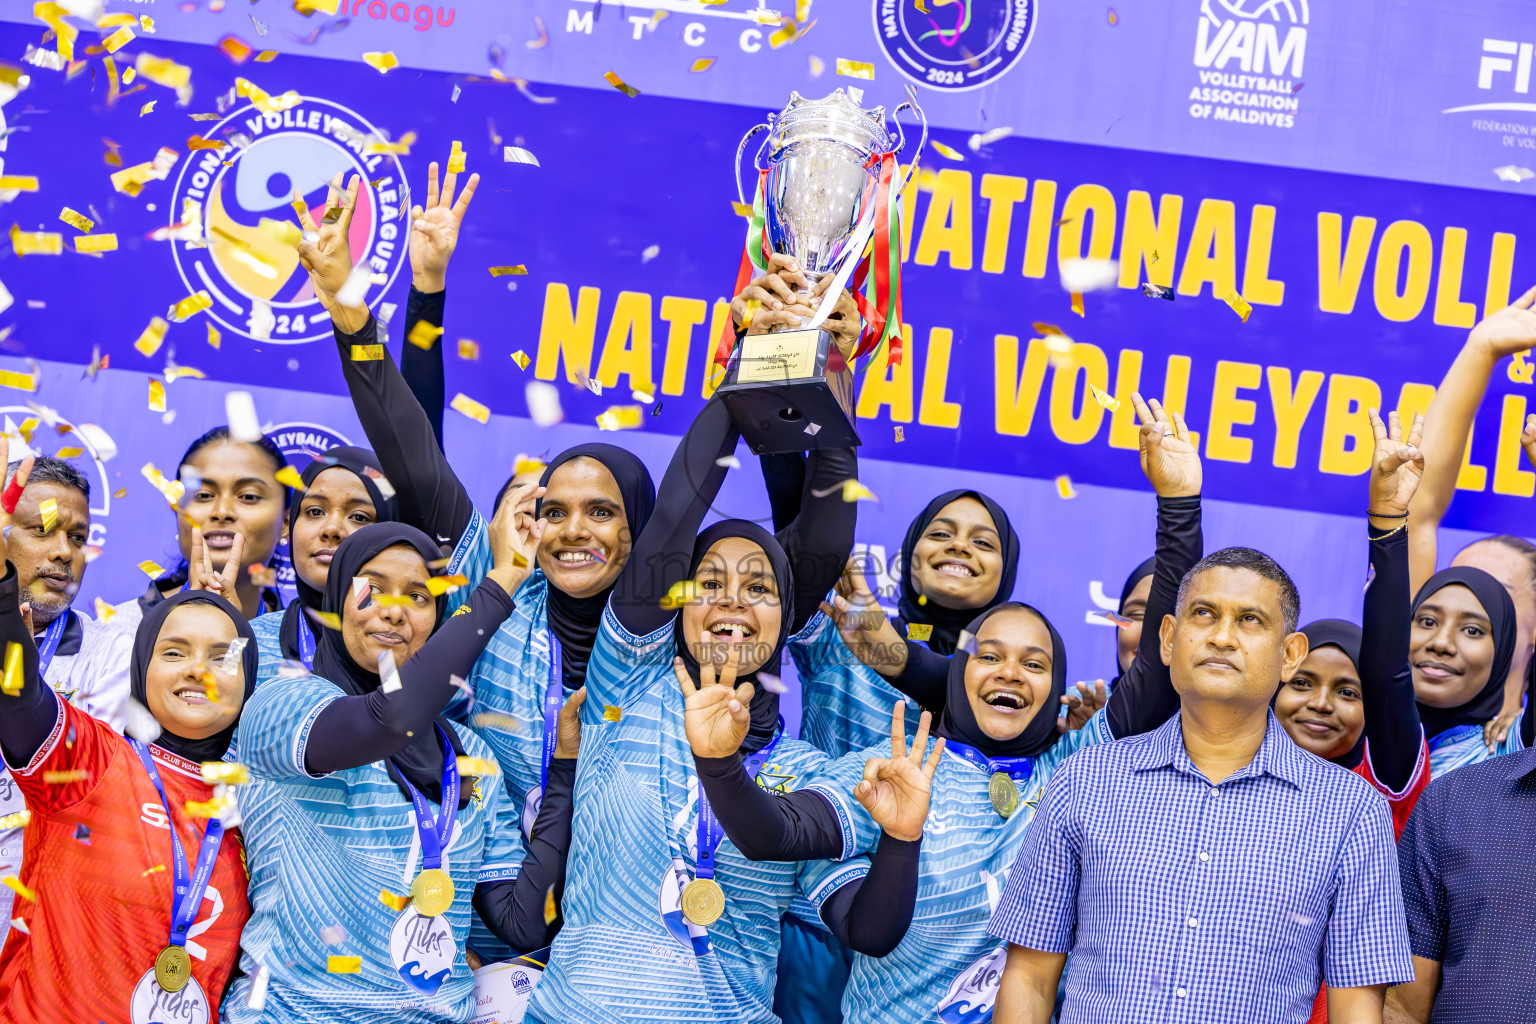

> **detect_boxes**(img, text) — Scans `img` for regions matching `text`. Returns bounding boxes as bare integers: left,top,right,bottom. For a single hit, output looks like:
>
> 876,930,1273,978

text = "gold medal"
410,868,455,917
989,771,1019,819
154,944,192,993
680,877,726,927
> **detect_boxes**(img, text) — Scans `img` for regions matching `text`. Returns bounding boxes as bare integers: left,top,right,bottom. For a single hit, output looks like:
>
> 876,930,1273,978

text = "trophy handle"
890,90,929,193
734,123,772,206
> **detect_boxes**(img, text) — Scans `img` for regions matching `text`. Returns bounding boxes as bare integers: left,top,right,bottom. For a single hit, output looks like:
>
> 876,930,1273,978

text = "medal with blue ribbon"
397,725,460,917
945,740,1035,819
681,718,784,927
34,609,72,679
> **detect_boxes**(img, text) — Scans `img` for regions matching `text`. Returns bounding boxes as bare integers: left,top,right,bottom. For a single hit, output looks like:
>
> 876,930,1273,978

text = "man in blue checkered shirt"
989,547,1415,1024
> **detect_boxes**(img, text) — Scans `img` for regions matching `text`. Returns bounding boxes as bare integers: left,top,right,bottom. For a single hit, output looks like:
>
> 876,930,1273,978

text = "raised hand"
809,274,862,360
821,558,907,677
187,527,245,597
0,432,34,566
675,639,755,759
410,158,479,294
1132,392,1201,499
293,173,362,311
1057,679,1107,734
853,701,945,842
1367,408,1425,520
485,483,546,596
553,686,587,759
1468,284,1536,358
731,253,816,335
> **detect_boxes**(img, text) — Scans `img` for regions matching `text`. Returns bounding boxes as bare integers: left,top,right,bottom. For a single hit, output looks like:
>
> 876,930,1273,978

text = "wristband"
1366,510,1409,519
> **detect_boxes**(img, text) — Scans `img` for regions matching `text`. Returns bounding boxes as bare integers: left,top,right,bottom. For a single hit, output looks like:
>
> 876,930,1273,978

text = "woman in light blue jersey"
228,514,583,1024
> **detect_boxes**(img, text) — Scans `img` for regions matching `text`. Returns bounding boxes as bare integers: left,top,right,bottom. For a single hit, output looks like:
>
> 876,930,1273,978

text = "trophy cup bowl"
717,89,924,455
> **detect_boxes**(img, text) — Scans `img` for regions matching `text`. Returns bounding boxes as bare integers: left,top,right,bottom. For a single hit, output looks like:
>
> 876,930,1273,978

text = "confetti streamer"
907,623,934,642
1070,293,1085,317
603,705,622,723
526,382,563,426
327,956,362,974
0,810,30,830
968,126,1014,151
451,393,491,424
661,580,700,609
255,51,278,63
350,345,385,361
447,140,466,174
407,321,443,350
511,350,531,371
148,380,166,413
0,366,36,393
1,643,22,696
38,498,56,533
604,71,640,97
836,58,874,79
225,391,262,443
690,58,716,73
207,323,221,350
378,650,402,694
135,318,170,357
1089,384,1120,412
9,226,63,256
58,207,94,232
1059,258,1120,293
489,265,528,277
455,756,500,776
275,466,305,489
1054,475,1078,500
1223,291,1253,322
220,636,248,676
362,52,399,74
543,886,558,925
2,877,34,903
504,146,539,166
426,575,468,596
596,406,644,431
55,447,83,459
379,889,409,912
168,292,213,323
73,234,117,253
930,140,964,161
457,339,480,360
1141,282,1175,301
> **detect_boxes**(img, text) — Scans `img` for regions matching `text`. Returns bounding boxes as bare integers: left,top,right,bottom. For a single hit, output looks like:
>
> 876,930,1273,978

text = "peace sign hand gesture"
1367,408,1425,520
1132,392,1201,498
853,701,946,842
410,158,479,294
293,173,369,332
187,527,245,599
675,632,757,759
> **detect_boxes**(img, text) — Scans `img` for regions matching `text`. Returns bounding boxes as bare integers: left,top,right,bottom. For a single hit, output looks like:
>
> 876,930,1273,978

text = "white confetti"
247,963,271,1010
525,381,564,427
74,422,117,462
334,264,373,309
221,636,248,675
758,672,786,694
122,697,162,743
967,126,1013,152
503,146,540,166
715,456,741,470
1494,165,1535,183
1058,258,1120,294
248,300,275,341
225,391,262,443
378,650,401,693
641,244,660,263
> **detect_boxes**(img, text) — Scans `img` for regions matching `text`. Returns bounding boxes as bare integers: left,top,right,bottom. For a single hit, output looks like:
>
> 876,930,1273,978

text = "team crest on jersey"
169,97,409,345
755,763,798,794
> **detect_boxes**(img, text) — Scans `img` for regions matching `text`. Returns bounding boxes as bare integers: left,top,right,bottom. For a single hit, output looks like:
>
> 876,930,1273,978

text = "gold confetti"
0,810,31,830
275,466,305,489
55,447,83,459
168,292,213,322
447,140,466,174
1149,250,1159,266
327,956,362,974
207,323,222,350
38,498,56,534
363,131,416,156
457,339,480,360
362,52,399,74
1,877,34,903
140,14,156,31
0,177,38,192
186,134,226,152
1055,475,1078,500
836,58,874,79
101,25,136,53
894,425,905,442
407,322,443,350
1,643,21,696
141,463,184,506
769,22,800,48
0,367,36,393
604,71,640,97
472,711,522,733
1089,384,1120,412
907,623,933,642
511,350,531,371
512,456,545,476
200,762,250,785
42,769,88,784
731,201,754,219
379,889,409,912
74,233,118,253
661,580,700,609
690,58,715,73
137,560,164,579
140,101,157,117
9,225,63,256
112,488,126,499
455,756,500,776
141,864,166,877
307,610,342,631
451,393,491,424
603,705,623,723
596,406,644,431
543,885,558,925
930,140,964,161
184,795,233,818
134,317,169,357
647,9,669,29
1070,292,1085,317
254,50,279,63
15,418,36,442
488,265,527,277
1224,291,1252,322
148,380,166,413
426,575,468,596
351,345,384,361
841,479,877,503
98,13,139,28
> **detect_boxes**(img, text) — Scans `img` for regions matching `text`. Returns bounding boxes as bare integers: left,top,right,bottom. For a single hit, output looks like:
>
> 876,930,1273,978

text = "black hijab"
130,589,259,764
536,443,657,692
1119,557,1157,613
313,522,468,807
895,489,1020,656
1297,618,1366,767
1411,567,1517,740
938,602,1067,759
674,520,794,755
279,447,399,660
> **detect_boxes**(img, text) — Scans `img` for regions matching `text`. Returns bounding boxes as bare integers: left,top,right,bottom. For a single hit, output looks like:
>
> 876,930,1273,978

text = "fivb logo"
1194,0,1308,79
1477,39,1534,95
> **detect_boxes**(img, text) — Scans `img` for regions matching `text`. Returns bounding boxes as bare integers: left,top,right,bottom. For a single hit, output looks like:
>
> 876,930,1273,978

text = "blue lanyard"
540,637,565,793
34,610,72,679
395,725,460,871
1427,724,1484,752
695,719,784,883
295,614,316,670
128,740,227,949
944,739,1036,785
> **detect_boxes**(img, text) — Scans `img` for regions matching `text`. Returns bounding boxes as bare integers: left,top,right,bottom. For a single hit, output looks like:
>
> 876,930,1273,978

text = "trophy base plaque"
716,328,861,455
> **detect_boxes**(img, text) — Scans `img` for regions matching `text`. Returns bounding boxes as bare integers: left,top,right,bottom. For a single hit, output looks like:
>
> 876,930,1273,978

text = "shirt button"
1187,917,1198,928
1208,786,1220,796
1176,988,1188,998
1198,852,1210,862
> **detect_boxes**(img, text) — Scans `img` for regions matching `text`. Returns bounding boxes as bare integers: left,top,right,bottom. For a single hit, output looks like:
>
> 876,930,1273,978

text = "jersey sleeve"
8,698,118,817
475,765,529,885
796,852,870,916
240,673,345,781
581,603,675,717
443,508,491,616
790,610,918,757
801,746,886,862
1360,733,1430,841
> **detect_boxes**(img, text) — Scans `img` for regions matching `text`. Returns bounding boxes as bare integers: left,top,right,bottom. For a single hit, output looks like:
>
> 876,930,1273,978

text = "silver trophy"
717,88,926,455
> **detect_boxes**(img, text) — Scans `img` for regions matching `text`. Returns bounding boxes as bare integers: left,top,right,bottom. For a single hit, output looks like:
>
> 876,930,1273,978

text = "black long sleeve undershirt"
399,287,447,453
304,578,513,773
473,755,576,953
0,563,52,769
776,444,858,637
331,298,476,550
1357,524,1421,790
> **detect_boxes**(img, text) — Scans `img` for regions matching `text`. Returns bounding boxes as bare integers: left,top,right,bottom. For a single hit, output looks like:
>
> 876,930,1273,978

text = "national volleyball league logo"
169,96,409,345
874,0,1037,92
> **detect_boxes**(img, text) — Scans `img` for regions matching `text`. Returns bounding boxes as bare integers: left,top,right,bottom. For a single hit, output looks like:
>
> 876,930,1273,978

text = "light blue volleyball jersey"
225,671,527,1024
799,712,1115,1024
791,610,924,760
250,609,286,690
526,607,842,1024
1426,712,1526,778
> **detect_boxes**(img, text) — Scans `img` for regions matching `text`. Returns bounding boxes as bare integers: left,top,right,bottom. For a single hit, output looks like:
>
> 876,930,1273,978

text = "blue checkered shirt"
989,711,1415,1024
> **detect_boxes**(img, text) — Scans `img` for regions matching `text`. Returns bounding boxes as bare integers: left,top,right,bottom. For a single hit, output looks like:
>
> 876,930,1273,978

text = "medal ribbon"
694,718,785,884
129,740,226,950
396,724,460,871
943,740,1036,785
1426,723,1483,752
34,609,73,679
295,613,316,670
539,637,565,792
